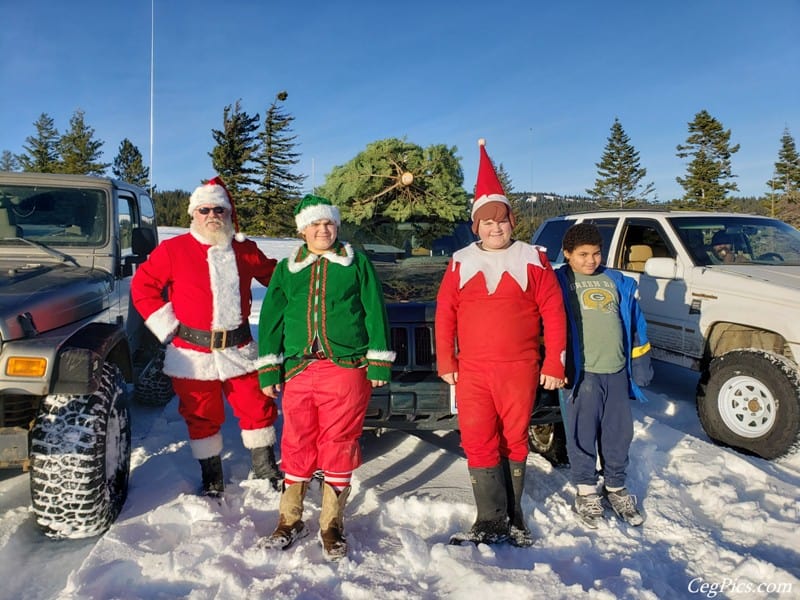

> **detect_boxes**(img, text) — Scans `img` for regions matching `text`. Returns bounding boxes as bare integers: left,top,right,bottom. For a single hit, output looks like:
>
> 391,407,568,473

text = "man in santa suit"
131,177,281,496
436,140,567,547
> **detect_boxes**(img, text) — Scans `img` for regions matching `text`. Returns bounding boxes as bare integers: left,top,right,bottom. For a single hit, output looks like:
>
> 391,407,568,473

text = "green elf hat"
294,194,341,232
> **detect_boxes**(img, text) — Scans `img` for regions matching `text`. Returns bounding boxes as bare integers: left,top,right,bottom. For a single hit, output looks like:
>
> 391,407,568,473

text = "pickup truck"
353,223,568,466
532,209,800,459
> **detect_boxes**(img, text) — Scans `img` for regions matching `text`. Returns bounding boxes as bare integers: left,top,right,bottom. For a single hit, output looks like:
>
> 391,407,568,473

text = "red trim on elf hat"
471,139,514,234
206,176,245,242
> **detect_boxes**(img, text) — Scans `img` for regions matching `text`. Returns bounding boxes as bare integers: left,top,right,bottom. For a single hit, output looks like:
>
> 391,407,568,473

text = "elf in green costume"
257,194,394,560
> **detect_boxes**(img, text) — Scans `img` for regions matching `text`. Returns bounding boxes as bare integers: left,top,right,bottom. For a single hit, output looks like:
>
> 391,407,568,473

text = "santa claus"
131,177,281,496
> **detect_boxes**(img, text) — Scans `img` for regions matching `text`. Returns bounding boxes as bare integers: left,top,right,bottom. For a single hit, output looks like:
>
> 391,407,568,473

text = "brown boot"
319,482,350,560
259,482,309,550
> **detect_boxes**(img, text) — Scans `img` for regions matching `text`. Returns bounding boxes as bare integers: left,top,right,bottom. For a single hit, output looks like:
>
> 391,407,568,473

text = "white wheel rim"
717,375,777,438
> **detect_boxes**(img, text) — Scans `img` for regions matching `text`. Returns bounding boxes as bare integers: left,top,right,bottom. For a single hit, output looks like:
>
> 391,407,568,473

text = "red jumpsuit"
435,241,566,468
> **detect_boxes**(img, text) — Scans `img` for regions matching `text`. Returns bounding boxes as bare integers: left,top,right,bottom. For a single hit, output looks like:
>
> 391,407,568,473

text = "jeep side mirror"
132,227,156,257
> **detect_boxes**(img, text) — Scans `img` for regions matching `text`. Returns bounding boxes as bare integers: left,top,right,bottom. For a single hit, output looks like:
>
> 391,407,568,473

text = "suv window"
617,219,674,272
532,219,574,263
531,217,617,265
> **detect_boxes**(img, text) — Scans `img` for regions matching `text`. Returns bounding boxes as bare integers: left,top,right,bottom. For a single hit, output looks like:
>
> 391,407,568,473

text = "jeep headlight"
6,357,47,377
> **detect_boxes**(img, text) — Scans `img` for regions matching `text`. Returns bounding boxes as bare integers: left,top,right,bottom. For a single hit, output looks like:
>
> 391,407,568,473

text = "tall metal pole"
149,0,155,195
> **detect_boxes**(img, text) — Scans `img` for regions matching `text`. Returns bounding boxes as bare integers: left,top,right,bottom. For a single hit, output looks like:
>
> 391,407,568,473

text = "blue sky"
1,1,798,201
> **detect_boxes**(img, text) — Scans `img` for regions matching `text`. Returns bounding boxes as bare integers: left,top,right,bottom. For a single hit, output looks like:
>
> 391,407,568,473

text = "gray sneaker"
604,488,644,526
573,493,604,528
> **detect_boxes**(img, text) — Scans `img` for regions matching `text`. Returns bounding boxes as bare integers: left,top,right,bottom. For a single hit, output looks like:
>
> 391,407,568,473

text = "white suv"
532,210,800,459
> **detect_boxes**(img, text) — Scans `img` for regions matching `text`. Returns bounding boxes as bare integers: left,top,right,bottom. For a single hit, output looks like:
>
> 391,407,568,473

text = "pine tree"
588,118,654,207
766,128,800,216
153,189,191,227
209,99,261,197
17,113,61,172
58,109,109,175
676,110,740,209
1,150,19,171
252,91,307,236
113,138,150,188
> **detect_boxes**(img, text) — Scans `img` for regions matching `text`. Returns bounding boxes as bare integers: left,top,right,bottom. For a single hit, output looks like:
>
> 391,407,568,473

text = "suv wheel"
528,422,569,466
697,350,800,459
30,362,132,539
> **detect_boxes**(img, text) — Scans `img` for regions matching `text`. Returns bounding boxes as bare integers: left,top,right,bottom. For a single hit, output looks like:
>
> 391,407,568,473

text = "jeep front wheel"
528,421,569,466
697,350,800,459
29,362,132,539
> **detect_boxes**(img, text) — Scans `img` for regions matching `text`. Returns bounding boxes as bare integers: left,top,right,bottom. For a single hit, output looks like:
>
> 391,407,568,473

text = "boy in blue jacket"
555,223,653,527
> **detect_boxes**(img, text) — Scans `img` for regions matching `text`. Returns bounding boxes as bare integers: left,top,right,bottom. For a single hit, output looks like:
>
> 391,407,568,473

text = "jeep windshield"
342,221,475,302
670,215,800,267
0,183,108,247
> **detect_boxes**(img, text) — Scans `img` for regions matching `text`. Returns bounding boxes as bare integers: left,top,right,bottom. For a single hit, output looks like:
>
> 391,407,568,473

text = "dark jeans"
562,369,633,489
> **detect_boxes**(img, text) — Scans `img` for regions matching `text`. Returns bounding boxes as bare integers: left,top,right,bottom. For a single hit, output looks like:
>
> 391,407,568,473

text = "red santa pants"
455,358,538,468
172,372,278,440
279,360,372,479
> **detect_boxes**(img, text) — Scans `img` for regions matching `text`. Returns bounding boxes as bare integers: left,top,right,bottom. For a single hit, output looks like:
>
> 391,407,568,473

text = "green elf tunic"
257,241,395,386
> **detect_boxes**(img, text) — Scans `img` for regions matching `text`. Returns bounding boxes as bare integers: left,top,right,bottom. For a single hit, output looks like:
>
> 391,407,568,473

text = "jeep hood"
0,261,112,341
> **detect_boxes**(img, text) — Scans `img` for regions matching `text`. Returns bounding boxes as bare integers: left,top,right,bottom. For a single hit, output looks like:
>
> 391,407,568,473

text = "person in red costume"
131,177,281,496
435,140,567,547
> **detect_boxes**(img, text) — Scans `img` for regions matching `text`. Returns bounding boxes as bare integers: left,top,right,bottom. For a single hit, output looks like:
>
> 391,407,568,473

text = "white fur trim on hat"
188,184,232,215
295,203,341,232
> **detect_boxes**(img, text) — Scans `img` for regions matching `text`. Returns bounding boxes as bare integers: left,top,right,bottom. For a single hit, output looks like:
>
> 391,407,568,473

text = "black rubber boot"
450,465,509,545
502,458,533,547
251,445,283,491
199,455,224,497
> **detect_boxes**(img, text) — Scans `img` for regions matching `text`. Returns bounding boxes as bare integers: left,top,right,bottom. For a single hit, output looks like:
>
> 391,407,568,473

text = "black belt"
177,323,251,350
301,350,327,360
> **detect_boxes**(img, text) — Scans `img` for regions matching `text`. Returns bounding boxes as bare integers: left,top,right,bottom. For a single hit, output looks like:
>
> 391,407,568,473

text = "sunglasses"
197,206,226,215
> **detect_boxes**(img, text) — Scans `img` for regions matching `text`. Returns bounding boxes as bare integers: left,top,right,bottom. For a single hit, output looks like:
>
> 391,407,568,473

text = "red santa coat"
435,241,566,379
131,231,276,381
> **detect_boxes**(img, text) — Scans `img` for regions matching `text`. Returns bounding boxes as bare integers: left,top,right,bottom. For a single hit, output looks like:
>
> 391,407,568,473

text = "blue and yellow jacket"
555,264,652,402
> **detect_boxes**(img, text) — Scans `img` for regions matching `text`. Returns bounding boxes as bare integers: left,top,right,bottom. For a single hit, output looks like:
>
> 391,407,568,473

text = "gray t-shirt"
569,271,625,374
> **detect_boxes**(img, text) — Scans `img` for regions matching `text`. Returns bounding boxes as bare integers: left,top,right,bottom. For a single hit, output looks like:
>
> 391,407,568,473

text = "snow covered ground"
0,230,798,599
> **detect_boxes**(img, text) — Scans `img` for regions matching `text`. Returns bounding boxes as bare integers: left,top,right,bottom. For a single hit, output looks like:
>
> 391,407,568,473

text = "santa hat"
188,176,245,242
294,194,341,232
471,138,515,234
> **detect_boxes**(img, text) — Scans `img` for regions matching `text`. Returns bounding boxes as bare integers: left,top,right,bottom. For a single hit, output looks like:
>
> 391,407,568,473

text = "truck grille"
390,325,435,369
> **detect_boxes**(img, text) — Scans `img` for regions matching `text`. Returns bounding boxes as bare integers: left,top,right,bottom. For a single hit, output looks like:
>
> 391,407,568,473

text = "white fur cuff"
241,426,277,449
189,432,223,459
366,349,396,362
145,302,179,343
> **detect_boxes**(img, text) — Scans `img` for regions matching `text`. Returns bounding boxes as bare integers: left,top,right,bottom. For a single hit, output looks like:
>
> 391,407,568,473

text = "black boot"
450,465,509,545
251,445,283,491
199,455,224,497
502,458,533,547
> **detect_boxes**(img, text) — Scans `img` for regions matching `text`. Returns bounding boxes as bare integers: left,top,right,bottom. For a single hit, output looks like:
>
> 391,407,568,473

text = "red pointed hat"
188,176,245,241
472,139,514,233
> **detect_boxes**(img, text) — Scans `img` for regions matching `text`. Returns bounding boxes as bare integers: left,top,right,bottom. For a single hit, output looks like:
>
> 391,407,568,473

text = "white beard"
191,219,234,247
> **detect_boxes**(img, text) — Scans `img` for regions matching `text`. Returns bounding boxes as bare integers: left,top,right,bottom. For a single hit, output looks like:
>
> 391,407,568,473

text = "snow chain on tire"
134,345,174,406
29,362,132,539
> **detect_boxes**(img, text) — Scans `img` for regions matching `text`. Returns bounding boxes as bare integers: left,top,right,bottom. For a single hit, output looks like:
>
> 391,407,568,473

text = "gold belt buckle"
211,329,227,350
